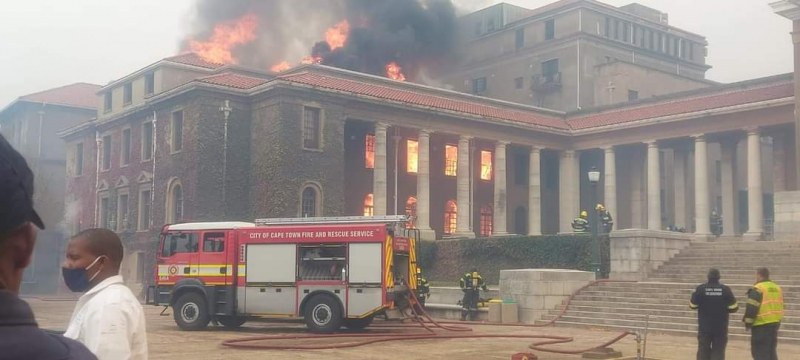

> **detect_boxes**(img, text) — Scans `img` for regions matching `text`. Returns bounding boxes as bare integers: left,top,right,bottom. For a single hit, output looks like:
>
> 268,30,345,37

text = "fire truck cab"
147,215,419,333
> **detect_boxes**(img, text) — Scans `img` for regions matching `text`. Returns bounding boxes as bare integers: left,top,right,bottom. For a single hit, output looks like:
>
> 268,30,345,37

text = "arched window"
166,179,183,224
300,183,322,217
405,196,417,228
480,204,493,236
363,193,374,216
444,200,457,235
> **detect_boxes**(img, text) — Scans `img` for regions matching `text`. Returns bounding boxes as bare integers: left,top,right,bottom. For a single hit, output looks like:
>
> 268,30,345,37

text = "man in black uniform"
0,134,96,360
690,268,738,360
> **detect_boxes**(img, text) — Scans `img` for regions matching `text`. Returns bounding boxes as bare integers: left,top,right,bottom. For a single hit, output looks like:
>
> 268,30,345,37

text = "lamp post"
587,166,601,279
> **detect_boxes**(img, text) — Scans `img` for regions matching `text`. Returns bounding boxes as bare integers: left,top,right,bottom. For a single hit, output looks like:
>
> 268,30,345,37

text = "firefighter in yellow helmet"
459,268,487,321
571,210,589,233
596,204,614,234
743,267,784,359
415,267,430,309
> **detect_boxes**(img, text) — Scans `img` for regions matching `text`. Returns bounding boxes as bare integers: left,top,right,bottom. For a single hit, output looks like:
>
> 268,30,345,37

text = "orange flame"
189,13,258,64
325,20,350,50
301,55,323,65
270,61,291,72
386,62,406,81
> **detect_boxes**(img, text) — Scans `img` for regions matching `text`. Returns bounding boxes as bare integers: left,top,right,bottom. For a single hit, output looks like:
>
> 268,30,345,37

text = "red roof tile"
567,81,794,130
19,82,101,109
198,73,268,89
164,53,225,70
280,72,568,130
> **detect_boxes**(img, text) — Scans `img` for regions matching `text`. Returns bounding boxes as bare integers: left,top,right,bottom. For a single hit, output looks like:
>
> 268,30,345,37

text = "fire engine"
146,215,420,333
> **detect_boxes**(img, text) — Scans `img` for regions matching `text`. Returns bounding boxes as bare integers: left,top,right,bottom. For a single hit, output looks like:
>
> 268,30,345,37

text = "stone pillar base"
491,232,510,237
450,231,475,239
743,232,763,242
416,229,437,241
692,233,715,242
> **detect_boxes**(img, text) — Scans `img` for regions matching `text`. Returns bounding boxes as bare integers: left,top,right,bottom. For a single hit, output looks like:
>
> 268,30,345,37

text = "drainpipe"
220,100,232,218
150,110,157,230
94,130,101,227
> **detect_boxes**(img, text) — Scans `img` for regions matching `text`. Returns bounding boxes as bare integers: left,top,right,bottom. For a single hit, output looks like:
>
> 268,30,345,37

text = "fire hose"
221,279,640,358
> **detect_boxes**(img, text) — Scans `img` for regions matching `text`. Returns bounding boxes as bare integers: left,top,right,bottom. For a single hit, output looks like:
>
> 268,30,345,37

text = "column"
455,135,474,237
746,128,764,238
603,146,617,227
528,146,542,236
646,141,661,230
720,140,737,236
373,123,388,216
694,135,711,235
673,149,687,229
493,141,509,235
416,129,433,235
559,150,579,233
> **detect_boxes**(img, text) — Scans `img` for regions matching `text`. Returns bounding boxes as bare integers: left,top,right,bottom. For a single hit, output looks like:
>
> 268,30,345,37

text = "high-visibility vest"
753,281,784,326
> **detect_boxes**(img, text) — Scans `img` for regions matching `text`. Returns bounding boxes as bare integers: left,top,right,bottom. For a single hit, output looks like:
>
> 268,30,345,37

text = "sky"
0,0,793,108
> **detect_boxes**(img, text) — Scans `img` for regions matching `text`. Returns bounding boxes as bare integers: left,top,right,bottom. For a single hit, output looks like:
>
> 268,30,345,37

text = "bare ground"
25,297,800,360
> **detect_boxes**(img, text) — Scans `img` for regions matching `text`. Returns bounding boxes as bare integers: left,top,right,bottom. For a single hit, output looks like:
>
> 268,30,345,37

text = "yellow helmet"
596,204,605,211
416,267,422,274
580,210,588,218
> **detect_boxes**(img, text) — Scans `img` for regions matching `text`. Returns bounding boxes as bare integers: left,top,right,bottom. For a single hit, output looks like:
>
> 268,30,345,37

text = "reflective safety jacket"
459,272,487,291
744,280,784,327
689,280,738,334
571,218,589,233
416,275,430,295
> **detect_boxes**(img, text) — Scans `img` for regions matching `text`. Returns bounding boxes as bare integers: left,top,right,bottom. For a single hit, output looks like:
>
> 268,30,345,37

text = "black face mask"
62,256,104,292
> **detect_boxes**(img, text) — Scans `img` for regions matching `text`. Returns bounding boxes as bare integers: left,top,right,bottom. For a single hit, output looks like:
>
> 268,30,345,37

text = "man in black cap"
690,268,739,360
0,133,96,359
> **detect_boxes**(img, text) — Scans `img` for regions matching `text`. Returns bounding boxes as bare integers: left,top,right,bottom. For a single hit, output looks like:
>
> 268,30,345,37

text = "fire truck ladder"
254,215,410,226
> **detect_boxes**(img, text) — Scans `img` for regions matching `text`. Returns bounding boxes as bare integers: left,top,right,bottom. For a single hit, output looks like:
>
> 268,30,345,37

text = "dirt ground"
25,297,800,360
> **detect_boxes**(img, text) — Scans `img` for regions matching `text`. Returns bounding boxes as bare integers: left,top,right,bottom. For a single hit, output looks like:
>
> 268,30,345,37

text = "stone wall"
499,269,595,323
774,190,800,241
609,229,692,281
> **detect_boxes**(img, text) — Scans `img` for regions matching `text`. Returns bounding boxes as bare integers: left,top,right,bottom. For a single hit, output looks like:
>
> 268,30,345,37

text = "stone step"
558,304,800,318
646,278,800,286
548,310,800,331
578,290,800,301
568,299,800,312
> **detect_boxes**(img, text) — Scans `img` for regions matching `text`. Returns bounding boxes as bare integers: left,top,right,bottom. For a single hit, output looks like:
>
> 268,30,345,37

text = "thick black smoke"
183,0,458,80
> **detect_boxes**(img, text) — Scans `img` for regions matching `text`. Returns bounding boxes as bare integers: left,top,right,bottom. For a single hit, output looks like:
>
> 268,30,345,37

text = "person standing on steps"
571,210,589,233
459,268,487,321
690,268,738,360
743,267,783,360
62,229,148,360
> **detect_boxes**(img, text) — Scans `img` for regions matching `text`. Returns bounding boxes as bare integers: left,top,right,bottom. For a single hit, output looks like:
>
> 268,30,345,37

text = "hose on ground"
221,279,637,358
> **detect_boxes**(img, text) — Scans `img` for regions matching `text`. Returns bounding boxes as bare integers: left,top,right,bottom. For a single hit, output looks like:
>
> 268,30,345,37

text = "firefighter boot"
460,308,468,321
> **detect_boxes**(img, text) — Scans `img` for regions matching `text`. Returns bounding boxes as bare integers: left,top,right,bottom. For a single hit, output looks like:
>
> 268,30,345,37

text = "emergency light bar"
254,215,410,226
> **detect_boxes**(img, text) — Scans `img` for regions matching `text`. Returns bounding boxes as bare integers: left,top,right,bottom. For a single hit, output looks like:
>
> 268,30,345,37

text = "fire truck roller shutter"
244,244,297,315
347,243,383,318
170,278,212,331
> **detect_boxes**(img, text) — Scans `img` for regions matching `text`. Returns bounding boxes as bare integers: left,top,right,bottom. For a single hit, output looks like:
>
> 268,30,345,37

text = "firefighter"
710,210,723,236
690,268,738,360
459,268,488,321
743,267,784,360
571,210,589,233
415,267,430,308
596,204,613,234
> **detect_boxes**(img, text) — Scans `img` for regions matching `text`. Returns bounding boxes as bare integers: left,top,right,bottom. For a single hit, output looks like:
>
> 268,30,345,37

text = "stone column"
746,128,764,238
455,135,474,237
673,149,687,230
493,141,509,235
720,139,737,236
559,150,579,233
646,140,661,230
373,123,388,216
528,146,542,236
603,146,617,226
416,129,434,238
694,135,711,235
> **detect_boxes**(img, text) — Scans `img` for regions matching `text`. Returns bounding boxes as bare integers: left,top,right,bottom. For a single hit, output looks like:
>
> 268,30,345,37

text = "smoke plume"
182,0,459,81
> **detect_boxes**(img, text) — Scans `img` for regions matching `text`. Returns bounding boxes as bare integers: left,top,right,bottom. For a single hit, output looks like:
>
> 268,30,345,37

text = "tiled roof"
279,72,569,130
198,73,268,90
18,82,101,109
164,53,225,70
567,81,794,130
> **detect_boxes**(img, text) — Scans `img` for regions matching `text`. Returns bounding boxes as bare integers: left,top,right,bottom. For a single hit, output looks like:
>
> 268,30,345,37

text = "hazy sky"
0,0,793,108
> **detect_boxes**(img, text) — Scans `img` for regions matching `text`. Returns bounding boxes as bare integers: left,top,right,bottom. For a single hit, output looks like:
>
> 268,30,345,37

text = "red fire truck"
146,215,420,333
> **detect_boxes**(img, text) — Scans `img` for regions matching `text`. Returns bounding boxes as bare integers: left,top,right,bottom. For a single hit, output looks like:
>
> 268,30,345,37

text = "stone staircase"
539,240,800,342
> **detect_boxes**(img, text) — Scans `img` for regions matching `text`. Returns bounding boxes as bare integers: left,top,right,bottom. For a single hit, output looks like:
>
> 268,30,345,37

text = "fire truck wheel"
304,294,343,333
343,315,374,330
217,315,247,328
174,292,210,331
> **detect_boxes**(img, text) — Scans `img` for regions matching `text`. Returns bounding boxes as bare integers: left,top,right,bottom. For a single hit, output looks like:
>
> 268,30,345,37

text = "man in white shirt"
62,228,148,360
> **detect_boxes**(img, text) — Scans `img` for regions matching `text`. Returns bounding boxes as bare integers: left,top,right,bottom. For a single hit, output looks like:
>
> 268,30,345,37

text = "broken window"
444,200,457,235
405,196,417,228
363,193,374,216
542,59,559,83
480,204,493,236
480,150,492,181
365,134,375,169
